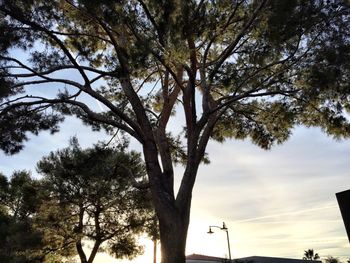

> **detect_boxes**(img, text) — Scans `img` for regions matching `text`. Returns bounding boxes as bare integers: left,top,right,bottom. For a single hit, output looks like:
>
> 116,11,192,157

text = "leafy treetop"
0,0,349,155
36,139,153,263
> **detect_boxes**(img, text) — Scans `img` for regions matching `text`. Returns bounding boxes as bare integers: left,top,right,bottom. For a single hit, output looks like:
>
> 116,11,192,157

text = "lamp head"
207,227,214,234
222,222,228,230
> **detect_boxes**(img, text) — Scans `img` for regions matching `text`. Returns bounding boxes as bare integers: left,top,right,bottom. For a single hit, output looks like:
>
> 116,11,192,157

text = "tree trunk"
142,129,200,263
159,214,189,263
87,241,101,263
76,204,87,263
153,238,157,263
76,239,88,263
144,153,200,263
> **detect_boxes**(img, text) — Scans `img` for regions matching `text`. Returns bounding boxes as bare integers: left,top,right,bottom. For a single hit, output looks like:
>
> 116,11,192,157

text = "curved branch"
1,56,117,76
1,96,142,142
1,56,143,140
0,4,91,86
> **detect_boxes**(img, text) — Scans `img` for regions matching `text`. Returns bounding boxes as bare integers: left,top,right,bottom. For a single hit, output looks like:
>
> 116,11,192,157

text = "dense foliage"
36,139,152,263
0,143,154,263
0,171,53,262
303,249,320,261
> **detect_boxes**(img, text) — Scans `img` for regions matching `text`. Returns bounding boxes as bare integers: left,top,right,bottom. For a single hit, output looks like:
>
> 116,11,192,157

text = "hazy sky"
1,115,349,262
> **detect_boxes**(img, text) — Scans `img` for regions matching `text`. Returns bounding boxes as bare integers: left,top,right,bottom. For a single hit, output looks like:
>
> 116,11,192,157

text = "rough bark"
142,140,189,263
158,207,190,263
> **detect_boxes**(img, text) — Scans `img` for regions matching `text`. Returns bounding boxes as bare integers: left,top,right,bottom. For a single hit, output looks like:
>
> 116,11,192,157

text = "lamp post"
207,222,232,262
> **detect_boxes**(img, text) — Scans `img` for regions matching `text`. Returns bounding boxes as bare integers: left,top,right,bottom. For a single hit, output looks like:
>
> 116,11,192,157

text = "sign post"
336,189,350,244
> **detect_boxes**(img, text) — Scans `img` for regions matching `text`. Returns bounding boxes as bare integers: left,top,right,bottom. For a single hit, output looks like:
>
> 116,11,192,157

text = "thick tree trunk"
159,212,189,263
144,151,199,263
141,123,201,263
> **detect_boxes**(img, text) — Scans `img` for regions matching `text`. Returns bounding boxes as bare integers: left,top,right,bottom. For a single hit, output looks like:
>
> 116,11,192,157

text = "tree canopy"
0,142,154,263
1,1,350,262
303,249,320,261
36,139,153,263
325,256,342,263
0,171,48,263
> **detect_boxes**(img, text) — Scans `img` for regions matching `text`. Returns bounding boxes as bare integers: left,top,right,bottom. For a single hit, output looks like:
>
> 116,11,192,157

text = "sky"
1,116,349,262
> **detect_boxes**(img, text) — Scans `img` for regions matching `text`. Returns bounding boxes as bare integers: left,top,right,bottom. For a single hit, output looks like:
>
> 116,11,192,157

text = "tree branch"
209,0,268,80
0,4,91,86
1,96,142,141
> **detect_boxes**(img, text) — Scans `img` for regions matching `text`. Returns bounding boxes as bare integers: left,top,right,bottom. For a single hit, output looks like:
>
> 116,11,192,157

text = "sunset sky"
1,115,349,262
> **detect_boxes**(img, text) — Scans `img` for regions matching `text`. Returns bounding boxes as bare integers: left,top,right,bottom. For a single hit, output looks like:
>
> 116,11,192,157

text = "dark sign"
336,189,350,244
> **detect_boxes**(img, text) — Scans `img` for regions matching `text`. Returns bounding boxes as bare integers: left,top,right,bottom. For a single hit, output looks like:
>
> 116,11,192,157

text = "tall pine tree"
1,1,350,262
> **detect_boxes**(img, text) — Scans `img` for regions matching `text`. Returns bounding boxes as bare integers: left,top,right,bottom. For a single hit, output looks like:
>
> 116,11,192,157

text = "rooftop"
185,254,322,263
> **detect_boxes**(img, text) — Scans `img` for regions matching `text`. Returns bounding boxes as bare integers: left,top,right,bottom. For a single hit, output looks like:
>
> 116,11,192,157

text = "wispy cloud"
186,127,350,260
232,205,339,224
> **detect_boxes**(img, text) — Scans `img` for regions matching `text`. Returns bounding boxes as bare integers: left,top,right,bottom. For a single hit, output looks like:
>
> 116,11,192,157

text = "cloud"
186,126,350,259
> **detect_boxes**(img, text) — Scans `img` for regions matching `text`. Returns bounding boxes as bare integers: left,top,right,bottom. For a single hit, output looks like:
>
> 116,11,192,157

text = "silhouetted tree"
1,1,350,262
0,171,46,262
325,256,342,263
143,213,160,263
36,139,153,263
303,249,320,260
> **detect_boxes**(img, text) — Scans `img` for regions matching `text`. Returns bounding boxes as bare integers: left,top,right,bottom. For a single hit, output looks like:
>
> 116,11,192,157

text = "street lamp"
207,222,232,262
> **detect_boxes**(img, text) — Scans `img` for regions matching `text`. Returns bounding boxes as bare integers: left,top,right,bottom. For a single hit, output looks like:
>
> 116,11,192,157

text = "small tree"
303,249,320,261
36,139,153,263
0,171,48,262
325,256,342,263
